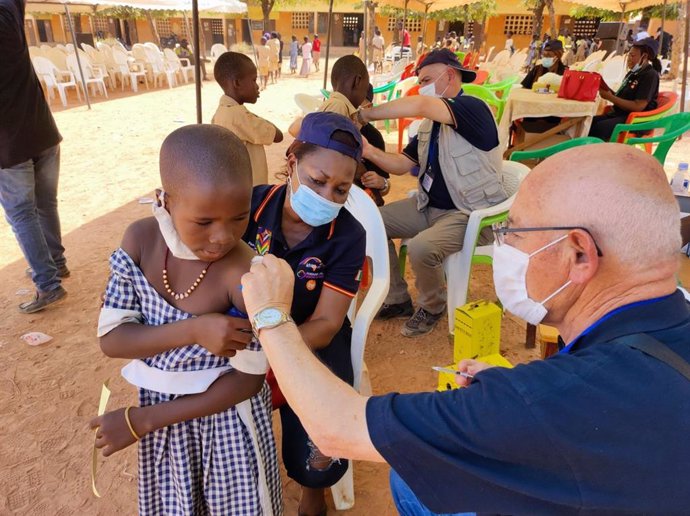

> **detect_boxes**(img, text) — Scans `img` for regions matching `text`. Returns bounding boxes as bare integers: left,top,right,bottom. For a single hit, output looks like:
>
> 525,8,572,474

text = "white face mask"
152,189,200,261
492,235,572,325
419,69,450,98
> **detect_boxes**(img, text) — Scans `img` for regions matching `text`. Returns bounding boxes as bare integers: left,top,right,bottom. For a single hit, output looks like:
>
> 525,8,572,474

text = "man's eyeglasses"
492,222,603,257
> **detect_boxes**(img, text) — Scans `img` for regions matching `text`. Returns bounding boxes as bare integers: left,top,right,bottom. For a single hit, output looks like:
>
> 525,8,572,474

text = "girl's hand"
361,171,386,190
192,314,252,356
90,407,142,457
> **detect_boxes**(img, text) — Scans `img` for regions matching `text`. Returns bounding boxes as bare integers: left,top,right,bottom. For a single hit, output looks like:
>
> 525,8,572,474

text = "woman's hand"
90,407,143,457
360,171,386,190
241,254,295,319
455,359,496,387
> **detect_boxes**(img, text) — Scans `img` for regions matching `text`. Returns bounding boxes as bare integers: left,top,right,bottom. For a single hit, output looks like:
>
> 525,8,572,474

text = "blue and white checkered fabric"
104,248,282,515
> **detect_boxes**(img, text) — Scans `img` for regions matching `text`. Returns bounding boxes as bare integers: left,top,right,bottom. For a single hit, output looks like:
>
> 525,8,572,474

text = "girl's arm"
92,289,352,455
91,370,264,457
100,314,252,359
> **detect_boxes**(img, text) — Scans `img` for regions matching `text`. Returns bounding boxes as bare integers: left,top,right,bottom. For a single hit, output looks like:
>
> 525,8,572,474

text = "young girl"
289,35,299,73
90,125,281,516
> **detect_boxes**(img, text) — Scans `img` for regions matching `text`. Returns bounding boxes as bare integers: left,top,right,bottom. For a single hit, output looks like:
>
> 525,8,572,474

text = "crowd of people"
4,0,690,512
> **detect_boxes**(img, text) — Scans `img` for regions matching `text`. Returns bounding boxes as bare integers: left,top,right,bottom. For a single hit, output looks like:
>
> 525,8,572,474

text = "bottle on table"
671,162,689,193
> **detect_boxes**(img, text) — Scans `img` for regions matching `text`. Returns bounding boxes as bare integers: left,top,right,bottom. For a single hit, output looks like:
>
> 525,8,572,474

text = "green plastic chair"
372,78,404,133
609,112,690,166
484,75,519,99
320,89,331,99
509,137,605,164
462,83,507,123
455,51,466,63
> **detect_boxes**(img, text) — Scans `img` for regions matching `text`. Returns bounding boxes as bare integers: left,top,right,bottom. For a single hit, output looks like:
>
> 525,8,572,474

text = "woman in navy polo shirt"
246,112,366,516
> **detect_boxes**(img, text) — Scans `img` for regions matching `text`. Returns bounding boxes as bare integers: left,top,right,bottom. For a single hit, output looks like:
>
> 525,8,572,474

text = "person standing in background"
505,31,515,55
372,28,385,73
289,35,299,74
312,34,321,72
300,36,312,77
0,0,68,313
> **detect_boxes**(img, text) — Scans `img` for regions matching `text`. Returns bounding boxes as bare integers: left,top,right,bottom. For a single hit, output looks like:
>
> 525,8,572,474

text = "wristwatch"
251,307,294,338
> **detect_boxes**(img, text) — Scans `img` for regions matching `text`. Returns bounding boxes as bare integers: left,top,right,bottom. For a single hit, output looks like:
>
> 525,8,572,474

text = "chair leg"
58,87,67,107
331,464,355,511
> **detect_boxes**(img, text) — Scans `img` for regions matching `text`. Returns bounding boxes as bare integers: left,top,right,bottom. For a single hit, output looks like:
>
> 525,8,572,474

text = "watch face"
257,308,282,327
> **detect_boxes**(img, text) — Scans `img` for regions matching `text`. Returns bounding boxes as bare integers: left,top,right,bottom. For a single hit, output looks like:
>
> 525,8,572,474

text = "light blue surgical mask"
631,63,641,73
541,57,554,68
288,164,344,227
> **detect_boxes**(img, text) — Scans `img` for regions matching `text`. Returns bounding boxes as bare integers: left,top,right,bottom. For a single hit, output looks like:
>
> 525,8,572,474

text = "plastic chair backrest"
472,69,490,85
132,45,148,63
484,46,495,62
144,42,159,51
29,46,42,58
392,76,417,100
46,48,68,70
163,48,178,63
32,56,58,86
294,93,323,114
491,49,510,66
343,184,389,392
400,62,416,80
600,56,625,86
66,53,95,79
610,112,690,166
624,91,678,125
462,83,505,122
509,137,605,163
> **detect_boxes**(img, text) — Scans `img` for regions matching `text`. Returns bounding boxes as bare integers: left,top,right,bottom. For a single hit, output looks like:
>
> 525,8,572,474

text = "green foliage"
428,0,496,22
569,4,679,21
98,7,181,19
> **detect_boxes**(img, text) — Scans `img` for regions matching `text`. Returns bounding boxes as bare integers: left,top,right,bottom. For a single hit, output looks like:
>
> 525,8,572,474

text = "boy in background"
256,37,271,90
212,52,283,185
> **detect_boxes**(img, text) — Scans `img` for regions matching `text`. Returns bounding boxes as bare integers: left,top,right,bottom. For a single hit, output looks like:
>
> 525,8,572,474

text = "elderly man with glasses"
241,143,690,515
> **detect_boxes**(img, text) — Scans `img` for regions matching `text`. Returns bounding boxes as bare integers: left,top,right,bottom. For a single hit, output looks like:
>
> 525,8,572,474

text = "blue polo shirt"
243,184,366,325
366,290,690,515
402,92,499,211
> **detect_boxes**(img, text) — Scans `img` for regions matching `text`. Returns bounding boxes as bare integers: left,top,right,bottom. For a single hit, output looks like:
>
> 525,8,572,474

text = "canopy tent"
26,0,247,121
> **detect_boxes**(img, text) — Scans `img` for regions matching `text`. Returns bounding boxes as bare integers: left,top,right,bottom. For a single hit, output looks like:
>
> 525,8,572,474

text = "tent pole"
246,13,258,64
421,4,430,51
681,0,690,116
402,0,408,56
192,0,202,123
363,0,368,67
323,0,334,90
64,4,91,110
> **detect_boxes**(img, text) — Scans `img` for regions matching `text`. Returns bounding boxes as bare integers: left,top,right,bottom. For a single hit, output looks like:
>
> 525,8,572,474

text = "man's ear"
567,230,599,285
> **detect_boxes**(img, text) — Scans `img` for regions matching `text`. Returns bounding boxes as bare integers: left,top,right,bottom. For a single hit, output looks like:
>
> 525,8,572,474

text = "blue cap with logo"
296,111,363,162
416,48,477,84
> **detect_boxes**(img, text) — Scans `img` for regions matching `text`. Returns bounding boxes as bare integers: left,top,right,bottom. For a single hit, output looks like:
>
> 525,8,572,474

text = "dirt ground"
1,65,688,515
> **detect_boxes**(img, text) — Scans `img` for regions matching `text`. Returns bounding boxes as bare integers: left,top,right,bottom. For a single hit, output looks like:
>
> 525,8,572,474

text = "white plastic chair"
601,55,626,89
145,47,176,88
582,58,602,72
294,93,323,114
45,47,71,77
32,56,80,106
390,76,417,101
163,48,194,83
40,44,52,53
65,43,74,53
211,43,228,61
66,53,108,98
112,48,149,92
144,41,160,52
28,46,43,58
442,160,530,334
481,45,495,63
330,184,390,511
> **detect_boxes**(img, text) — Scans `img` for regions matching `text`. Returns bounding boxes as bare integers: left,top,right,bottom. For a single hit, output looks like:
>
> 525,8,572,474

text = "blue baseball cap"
633,37,659,59
416,48,477,83
296,111,363,161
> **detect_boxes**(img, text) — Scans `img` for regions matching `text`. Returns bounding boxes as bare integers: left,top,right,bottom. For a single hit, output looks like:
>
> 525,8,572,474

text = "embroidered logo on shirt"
255,228,272,255
297,257,325,280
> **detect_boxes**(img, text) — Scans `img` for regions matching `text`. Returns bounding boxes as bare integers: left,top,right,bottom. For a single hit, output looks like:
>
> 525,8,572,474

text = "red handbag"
557,70,601,102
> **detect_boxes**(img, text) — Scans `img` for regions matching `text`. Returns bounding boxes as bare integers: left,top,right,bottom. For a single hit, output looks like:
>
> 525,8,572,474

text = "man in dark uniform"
0,0,68,313
589,37,660,141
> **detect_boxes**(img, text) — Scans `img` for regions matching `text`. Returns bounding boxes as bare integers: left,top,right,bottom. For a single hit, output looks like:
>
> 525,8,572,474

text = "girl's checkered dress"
103,248,282,516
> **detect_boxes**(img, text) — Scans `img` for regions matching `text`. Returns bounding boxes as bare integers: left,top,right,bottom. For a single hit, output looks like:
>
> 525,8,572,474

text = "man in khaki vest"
357,49,506,337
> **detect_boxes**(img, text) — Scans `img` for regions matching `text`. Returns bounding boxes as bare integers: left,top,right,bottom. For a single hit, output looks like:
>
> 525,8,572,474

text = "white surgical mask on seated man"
419,68,451,98
492,234,572,325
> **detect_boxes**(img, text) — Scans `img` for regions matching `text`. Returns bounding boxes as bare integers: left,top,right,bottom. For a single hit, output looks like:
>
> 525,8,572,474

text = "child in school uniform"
90,125,282,516
211,52,283,186
288,55,390,205
256,37,271,90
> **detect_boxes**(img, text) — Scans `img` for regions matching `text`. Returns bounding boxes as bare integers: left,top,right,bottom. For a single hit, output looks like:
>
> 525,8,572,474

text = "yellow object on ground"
538,324,560,358
453,300,502,363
